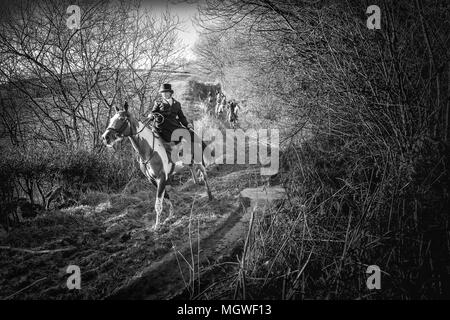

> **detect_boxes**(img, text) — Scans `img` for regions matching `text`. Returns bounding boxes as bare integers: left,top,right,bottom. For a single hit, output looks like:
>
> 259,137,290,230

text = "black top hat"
159,83,173,93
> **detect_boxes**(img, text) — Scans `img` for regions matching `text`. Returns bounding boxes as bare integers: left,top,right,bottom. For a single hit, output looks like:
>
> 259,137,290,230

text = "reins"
107,112,164,138
107,113,164,167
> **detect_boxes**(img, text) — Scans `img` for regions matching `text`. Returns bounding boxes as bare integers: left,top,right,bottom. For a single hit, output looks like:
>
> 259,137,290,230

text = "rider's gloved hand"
187,123,194,130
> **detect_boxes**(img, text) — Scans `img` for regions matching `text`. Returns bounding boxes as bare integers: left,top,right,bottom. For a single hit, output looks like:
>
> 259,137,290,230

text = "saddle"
149,126,193,167
148,127,174,161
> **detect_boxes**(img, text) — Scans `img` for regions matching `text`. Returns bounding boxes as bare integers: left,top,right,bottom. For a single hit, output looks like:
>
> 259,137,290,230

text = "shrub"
0,144,141,225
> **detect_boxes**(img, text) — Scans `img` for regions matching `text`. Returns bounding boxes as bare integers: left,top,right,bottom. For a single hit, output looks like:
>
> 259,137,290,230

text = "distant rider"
227,99,239,124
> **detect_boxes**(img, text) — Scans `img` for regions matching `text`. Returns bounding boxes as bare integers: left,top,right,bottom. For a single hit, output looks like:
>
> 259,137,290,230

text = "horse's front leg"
163,191,175,224
153,176,166,230
197,164,213,200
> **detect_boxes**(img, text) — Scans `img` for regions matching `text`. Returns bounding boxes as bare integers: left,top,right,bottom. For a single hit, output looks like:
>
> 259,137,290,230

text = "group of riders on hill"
206,90,240,128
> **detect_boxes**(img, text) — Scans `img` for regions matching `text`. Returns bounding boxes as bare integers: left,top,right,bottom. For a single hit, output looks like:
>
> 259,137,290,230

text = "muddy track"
0,166,264,300
106,195,251,300
105,168,284,300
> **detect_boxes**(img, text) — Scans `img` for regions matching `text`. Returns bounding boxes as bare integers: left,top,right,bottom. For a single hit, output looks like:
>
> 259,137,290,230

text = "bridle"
106,117,133,138
106,112,164,138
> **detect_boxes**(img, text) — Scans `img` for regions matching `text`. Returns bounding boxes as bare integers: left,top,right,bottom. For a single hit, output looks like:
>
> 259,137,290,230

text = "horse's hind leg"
190,165,199,184
198,164,213,200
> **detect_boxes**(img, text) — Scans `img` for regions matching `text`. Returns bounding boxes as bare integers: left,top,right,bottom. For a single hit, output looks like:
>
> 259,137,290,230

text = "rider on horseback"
148,83,193,141
147,83,205,164
227,99,240,125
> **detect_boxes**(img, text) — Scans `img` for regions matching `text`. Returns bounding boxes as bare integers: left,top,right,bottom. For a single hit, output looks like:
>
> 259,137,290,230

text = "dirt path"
0,165,267,299
108,182,286,300
107,197,247,299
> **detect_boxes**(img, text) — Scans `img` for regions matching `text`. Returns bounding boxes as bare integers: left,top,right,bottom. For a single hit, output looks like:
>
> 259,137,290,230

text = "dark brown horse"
101,102,213,230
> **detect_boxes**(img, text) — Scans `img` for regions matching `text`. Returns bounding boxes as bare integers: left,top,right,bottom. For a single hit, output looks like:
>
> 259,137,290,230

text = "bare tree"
0,0,185,150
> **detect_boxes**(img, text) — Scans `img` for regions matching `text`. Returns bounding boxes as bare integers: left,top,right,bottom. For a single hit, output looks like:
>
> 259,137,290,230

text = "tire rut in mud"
106,198,250,300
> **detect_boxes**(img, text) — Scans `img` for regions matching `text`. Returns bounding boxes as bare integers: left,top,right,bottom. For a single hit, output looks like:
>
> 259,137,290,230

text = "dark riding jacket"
150,98,189,142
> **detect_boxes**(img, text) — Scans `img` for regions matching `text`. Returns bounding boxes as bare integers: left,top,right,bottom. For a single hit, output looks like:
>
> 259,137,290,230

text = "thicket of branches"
195,0,450,299
0,0,184,223
0,0,184,150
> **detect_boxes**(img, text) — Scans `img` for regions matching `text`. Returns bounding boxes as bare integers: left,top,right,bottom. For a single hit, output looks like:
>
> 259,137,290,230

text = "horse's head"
102,102,134,148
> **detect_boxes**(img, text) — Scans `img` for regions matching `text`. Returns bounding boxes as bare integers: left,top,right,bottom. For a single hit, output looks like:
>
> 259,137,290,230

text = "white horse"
101,102,213,230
